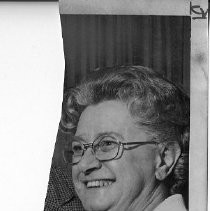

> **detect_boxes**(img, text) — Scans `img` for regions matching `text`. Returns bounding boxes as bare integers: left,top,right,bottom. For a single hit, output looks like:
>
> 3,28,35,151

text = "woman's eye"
98,139,118,151
73,145,82,151
103,140,114,145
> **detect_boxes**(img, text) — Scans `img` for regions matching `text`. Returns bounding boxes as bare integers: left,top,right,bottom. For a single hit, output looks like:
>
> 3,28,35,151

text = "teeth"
86,180,114,188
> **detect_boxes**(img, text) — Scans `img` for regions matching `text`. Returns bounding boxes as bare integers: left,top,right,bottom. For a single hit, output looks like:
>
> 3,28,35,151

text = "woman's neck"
127,183,168,211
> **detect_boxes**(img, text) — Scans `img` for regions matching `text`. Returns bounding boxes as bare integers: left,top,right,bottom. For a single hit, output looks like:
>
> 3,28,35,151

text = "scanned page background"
0,0,208,211
0,2,64,211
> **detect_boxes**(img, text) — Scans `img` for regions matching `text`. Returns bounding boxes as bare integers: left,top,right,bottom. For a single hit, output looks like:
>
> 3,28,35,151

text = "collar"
154,194,187,211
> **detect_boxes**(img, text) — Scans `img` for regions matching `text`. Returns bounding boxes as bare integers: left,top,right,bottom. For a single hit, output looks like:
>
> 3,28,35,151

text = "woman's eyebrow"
95,131,124,140
74,132,124,142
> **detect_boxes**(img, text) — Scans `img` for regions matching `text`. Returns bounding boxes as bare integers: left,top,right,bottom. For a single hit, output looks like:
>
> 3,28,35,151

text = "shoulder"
44,164,85,211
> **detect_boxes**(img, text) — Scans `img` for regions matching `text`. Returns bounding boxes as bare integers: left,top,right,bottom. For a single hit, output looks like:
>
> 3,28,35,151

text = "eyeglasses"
63,135,157,165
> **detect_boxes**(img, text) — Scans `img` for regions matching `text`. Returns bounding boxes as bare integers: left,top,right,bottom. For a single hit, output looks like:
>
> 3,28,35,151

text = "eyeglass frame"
62,135,158,165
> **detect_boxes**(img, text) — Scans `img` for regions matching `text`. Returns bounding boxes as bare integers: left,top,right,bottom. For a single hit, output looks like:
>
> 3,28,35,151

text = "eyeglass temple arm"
122,141,157,146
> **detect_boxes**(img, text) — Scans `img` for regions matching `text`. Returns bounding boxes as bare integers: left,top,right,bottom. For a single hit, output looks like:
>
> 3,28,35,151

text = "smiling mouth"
85,179,116,188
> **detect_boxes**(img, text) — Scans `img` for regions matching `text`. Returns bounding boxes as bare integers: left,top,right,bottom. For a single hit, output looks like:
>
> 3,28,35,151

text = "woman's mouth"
85,179,115,188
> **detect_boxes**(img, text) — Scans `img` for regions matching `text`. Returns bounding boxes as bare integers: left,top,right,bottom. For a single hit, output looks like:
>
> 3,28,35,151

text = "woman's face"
72,100,159,211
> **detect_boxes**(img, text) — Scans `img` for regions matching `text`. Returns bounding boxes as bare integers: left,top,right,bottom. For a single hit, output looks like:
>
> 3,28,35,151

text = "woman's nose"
78,148,102,175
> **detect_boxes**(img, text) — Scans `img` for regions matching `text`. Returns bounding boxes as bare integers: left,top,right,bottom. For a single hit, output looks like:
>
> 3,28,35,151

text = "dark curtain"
61,15,190,94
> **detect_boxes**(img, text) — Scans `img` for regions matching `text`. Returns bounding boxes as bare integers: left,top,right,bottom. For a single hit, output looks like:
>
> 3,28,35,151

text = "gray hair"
61,66,189,199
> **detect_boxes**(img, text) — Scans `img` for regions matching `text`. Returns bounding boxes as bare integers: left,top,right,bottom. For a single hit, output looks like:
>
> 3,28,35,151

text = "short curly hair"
60,66,189,201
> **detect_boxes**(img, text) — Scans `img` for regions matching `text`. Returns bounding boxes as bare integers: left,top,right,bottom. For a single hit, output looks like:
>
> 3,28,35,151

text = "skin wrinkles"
72,100,168,211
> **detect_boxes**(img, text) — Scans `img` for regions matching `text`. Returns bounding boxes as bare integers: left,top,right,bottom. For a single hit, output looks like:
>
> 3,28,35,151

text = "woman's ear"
155,141,181,181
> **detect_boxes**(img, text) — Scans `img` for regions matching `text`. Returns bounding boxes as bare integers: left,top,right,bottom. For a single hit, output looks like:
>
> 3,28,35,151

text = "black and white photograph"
0,0,208,211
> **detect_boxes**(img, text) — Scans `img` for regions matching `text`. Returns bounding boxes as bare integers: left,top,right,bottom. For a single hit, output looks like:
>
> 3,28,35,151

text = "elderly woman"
61,66,189,211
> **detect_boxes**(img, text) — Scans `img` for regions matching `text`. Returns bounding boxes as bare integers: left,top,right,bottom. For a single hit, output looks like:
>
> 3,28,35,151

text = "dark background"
61,15,191,95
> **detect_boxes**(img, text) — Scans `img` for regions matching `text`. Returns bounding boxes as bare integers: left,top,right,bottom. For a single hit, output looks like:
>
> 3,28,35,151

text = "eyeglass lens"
64,136,120,164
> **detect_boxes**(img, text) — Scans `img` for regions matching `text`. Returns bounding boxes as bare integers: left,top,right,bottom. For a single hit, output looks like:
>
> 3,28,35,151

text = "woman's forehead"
76,100,130,130
75,100,148,142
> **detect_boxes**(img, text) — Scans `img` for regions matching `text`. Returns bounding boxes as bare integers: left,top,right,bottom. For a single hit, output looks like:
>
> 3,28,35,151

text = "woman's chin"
82,201,111,211
80,188,116,211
